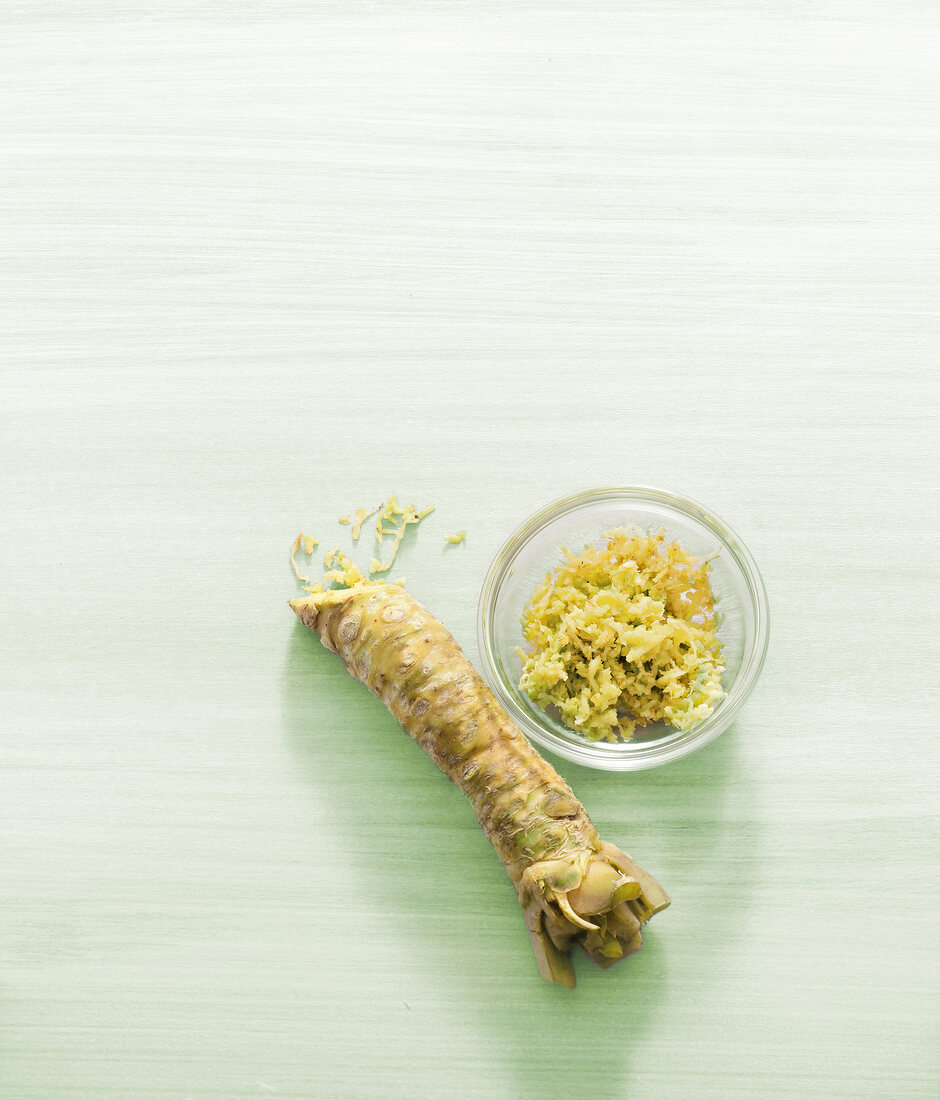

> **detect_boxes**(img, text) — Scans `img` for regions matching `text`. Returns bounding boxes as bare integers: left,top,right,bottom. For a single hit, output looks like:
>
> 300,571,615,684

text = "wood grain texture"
1,2,938,1097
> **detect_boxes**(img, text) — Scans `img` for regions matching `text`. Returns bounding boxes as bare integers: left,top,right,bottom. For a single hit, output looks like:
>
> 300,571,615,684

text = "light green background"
2,3,938,1098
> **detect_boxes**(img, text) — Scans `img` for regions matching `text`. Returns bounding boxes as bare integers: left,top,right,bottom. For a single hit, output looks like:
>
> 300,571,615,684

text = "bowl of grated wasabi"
477,488,769,770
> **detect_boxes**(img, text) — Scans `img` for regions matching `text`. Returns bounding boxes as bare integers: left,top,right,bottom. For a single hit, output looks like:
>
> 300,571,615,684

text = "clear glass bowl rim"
476,486,770,770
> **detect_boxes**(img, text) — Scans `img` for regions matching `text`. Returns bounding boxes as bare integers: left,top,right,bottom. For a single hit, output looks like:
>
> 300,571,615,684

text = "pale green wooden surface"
2,3,938,1098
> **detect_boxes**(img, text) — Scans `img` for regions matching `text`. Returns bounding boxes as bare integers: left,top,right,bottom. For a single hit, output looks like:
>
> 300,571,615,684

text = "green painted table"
2,3,937,1097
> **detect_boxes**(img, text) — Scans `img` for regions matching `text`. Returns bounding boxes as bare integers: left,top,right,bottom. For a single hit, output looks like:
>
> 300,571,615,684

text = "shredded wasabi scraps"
445,531,466,544
322,550,368,588
375,494,400,542
351,504,382,541
373,495,434,544
369,497,434,574
518,529,725,743
290,493,434,586
290,532,319,583
290,534,309,583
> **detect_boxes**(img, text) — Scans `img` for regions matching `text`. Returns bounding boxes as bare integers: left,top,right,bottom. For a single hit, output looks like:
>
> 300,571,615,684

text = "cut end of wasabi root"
289,560,391,624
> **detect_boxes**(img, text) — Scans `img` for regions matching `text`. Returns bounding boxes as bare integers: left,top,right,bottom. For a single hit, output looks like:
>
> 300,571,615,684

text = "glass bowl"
477,487,769,770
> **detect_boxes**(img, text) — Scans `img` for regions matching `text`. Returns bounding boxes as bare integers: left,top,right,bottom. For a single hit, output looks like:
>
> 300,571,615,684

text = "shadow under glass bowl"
477,487,769,771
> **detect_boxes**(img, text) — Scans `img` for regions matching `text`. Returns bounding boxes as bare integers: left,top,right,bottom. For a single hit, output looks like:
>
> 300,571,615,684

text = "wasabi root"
290,574,669,988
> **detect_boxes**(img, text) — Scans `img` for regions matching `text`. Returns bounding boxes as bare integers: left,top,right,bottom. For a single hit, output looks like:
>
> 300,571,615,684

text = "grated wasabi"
518,529,724,743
